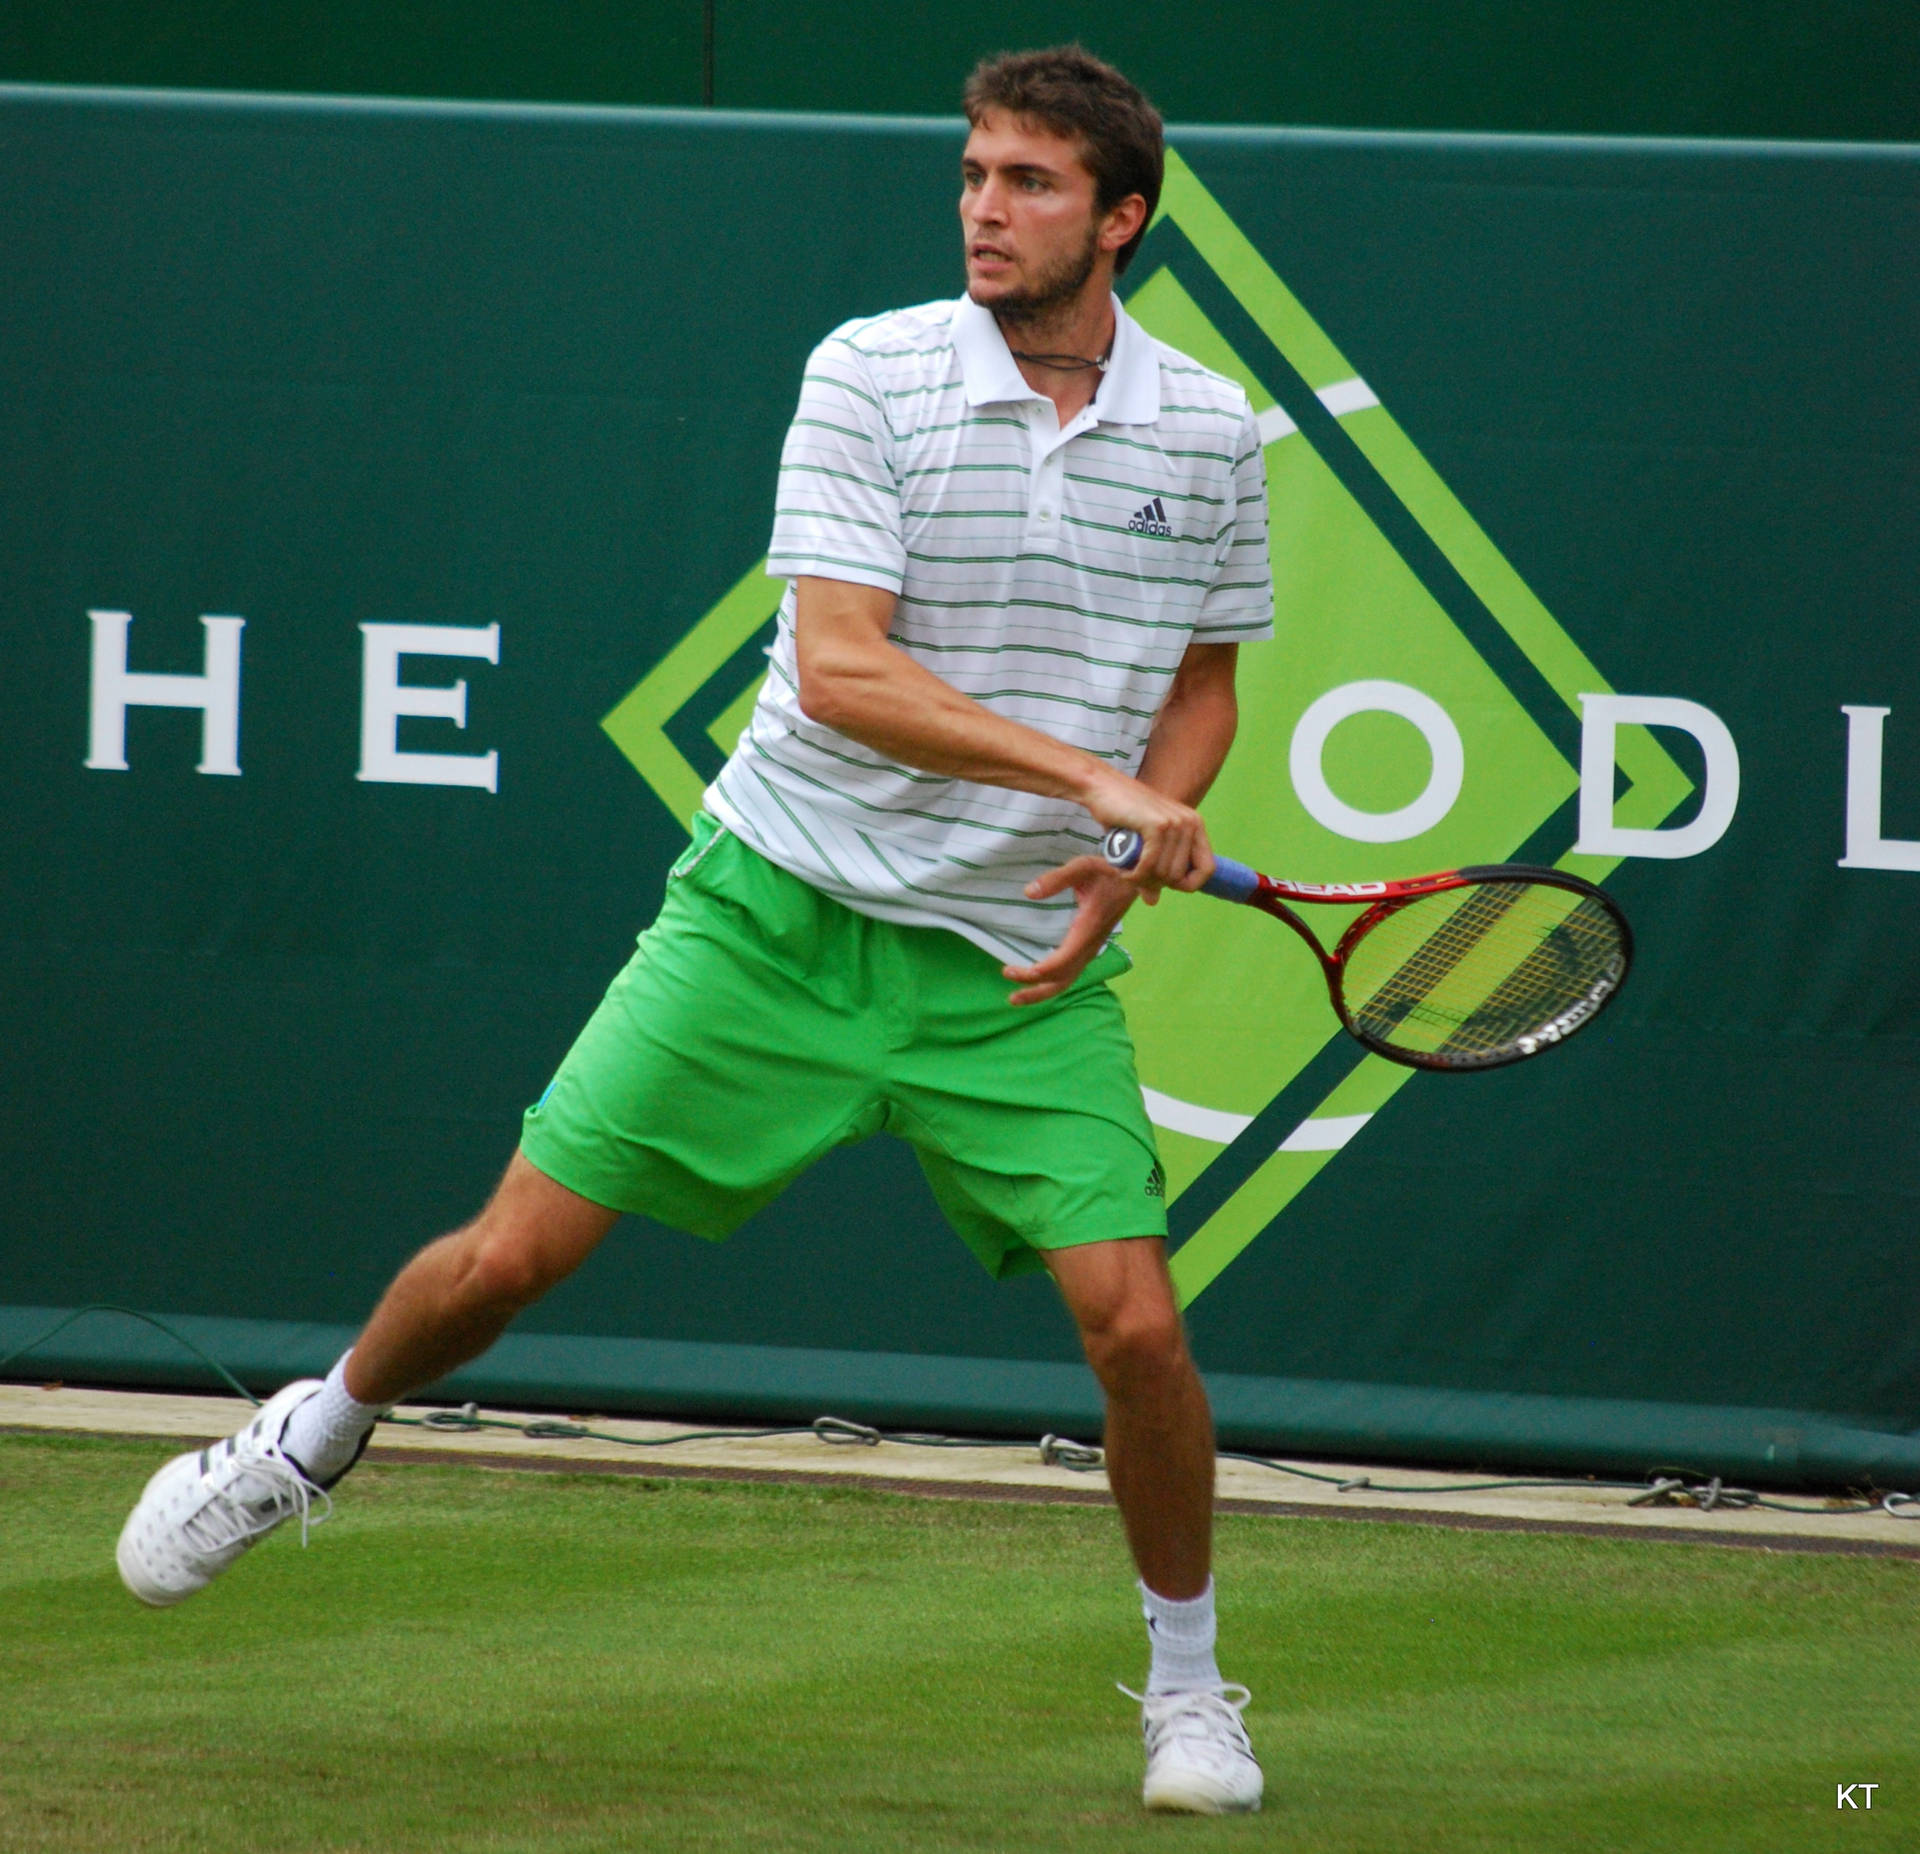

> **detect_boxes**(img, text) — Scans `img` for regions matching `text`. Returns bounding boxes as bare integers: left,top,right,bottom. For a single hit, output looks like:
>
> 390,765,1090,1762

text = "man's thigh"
887,934,1169,1280
520,822,886,1233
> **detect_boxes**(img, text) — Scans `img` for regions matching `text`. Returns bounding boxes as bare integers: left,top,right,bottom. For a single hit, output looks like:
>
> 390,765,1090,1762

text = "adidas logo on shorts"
1126,496,1174,539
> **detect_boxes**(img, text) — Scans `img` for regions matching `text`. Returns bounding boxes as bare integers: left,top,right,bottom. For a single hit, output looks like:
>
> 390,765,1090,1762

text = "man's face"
960,111,1111,323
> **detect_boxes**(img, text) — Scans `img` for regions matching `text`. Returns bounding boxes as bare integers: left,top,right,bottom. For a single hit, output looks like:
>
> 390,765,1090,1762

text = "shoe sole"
116,1522,189,1607
116,1457,202,1608
1144,1782,1262,1814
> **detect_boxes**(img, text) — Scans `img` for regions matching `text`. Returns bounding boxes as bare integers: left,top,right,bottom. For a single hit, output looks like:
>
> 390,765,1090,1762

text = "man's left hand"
1001,860,1148,1006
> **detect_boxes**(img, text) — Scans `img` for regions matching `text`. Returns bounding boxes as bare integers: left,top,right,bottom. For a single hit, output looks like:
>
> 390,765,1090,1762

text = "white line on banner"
1140,1087,1254,1144
1140,1092,1375,1157
1278,1113,1374,1153
1255,404,1297,446
1317,377,1380,417
1255,380,1375,450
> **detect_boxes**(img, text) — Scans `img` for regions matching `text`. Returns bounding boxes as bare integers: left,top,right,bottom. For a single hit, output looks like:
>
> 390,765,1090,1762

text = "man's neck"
997,287,1117,425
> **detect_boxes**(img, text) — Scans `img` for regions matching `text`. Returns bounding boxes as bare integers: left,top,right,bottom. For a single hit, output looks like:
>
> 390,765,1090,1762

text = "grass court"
3,1431,1915,1851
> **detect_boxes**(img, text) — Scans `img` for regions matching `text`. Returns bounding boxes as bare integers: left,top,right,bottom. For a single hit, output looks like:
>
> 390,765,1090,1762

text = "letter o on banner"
1289,680,1465,844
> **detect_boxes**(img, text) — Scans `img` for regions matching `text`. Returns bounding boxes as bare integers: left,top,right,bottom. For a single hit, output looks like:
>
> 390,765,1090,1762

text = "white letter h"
86,610,245,776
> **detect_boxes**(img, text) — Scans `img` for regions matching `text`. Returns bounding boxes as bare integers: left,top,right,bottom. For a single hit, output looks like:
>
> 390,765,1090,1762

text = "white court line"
1317,376,1380,417
1278,1112,1374,1153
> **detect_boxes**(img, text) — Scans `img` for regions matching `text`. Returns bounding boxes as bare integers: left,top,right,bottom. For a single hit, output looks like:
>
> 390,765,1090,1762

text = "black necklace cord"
1007,347,1110,372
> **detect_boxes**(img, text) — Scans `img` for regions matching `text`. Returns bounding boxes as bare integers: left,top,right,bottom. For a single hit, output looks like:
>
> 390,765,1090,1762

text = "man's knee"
452,1224,556,1312
446,1159,615,1313
1079,1296,1190,1394
1047,1238,1193,1392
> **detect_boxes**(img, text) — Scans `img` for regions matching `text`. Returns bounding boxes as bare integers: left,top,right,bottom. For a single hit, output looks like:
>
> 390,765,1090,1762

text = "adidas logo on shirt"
1126,496,1174,539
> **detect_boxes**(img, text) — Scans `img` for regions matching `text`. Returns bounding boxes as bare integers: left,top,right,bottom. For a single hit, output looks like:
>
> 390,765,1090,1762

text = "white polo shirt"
705,291,1274,967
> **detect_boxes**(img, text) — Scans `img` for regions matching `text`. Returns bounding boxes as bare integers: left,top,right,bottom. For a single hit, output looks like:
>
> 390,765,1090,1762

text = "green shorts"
520,815,1167,1278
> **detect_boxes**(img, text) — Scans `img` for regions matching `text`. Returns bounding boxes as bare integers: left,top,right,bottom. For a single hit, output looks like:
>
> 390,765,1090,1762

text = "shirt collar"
949,292,1161,426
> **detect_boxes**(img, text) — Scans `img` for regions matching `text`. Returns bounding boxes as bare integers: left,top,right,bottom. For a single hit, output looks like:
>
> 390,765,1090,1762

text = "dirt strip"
359,1445,1920,1561
7,1382,1918,1560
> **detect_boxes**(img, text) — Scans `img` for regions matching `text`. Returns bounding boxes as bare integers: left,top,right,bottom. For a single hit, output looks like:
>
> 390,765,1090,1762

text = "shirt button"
1038,506,1053,519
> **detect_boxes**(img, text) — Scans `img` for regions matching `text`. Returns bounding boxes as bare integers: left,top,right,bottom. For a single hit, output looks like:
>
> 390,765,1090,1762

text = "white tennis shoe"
116,1379,337,1607
1124,1682,1264,1814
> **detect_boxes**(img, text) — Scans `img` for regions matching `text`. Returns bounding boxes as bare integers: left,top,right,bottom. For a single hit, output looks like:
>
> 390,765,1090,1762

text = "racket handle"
1100,828,1262,904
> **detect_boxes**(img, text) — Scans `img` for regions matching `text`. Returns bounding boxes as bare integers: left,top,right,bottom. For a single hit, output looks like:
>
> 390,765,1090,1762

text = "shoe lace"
1118,1683,1255,1763
181,1431,333,1556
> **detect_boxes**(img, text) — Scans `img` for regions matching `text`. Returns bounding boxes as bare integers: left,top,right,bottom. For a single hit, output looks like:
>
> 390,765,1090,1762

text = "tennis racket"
1103,828,1632,1072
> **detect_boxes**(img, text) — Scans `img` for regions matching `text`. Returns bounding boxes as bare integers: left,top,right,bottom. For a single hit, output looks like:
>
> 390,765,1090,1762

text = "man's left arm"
1007,640,1240,1005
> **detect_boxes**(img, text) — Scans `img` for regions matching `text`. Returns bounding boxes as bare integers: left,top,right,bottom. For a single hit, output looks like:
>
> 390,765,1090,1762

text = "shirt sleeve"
765,332,905,595
1193,398,1274,641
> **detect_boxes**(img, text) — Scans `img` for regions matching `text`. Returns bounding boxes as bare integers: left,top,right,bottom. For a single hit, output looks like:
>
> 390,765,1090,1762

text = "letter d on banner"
1576,694,1740,858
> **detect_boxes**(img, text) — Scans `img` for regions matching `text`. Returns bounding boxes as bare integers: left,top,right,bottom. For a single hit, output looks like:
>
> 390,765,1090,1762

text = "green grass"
2,1433,1916,1852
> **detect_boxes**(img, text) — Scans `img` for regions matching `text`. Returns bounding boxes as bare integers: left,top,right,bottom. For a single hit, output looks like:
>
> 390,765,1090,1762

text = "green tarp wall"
3,85,1918,1486
6,1,1918,141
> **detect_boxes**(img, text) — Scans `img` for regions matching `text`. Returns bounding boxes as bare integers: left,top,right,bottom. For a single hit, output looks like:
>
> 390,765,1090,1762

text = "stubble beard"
975,222,1102,330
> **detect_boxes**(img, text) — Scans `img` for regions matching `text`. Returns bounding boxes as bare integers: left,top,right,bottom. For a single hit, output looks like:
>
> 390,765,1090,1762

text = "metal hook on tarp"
813,1415,880,1446
1629,1477,1688,1507
423,1402,485,1431
1039,1433,1103,1471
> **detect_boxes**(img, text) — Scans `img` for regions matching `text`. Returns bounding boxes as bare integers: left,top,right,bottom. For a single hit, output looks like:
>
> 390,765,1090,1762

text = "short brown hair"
963,46,1164,276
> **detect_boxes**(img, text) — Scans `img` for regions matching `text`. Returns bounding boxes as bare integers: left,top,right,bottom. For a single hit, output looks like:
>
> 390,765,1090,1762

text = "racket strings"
1341,881,1625,1065
1347,885,1529,1047
1467,897,1623,1041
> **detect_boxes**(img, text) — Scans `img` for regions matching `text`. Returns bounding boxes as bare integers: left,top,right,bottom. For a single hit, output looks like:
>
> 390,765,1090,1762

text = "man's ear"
1099,193,1149,254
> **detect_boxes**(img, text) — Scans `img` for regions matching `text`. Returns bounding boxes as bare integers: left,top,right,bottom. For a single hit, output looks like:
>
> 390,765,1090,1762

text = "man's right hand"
1078,769,1216,896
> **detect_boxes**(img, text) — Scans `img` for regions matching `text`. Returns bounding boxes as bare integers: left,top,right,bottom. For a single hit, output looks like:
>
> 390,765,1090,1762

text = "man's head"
960,47,1163,326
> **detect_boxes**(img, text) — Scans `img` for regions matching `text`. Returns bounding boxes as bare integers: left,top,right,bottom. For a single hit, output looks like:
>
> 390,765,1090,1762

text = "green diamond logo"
600,151,1694,1307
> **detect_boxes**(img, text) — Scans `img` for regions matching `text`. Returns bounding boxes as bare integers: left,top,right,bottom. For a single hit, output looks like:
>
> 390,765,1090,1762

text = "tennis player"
118,46,1273,1815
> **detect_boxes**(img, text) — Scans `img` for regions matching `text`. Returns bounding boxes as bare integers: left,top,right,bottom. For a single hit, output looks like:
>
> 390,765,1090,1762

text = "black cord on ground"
0,1305,261,1405
4,1305,1915,1519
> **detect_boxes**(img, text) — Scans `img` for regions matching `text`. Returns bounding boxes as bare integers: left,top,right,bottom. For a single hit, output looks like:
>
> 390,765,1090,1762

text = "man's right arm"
793,574,1213,895
771,329,1211,892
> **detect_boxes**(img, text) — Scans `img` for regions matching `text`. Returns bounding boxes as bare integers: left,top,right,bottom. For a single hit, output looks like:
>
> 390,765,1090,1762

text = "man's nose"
969,177,1010,224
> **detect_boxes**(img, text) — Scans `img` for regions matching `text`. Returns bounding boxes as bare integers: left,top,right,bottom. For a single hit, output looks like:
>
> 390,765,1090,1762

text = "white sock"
281,1353,386,1485
1141,1578,1223,1694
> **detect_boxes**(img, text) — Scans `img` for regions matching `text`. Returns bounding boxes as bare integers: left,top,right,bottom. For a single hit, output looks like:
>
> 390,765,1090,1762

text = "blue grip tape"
1102,828,1262,905
1202,857,1261,903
